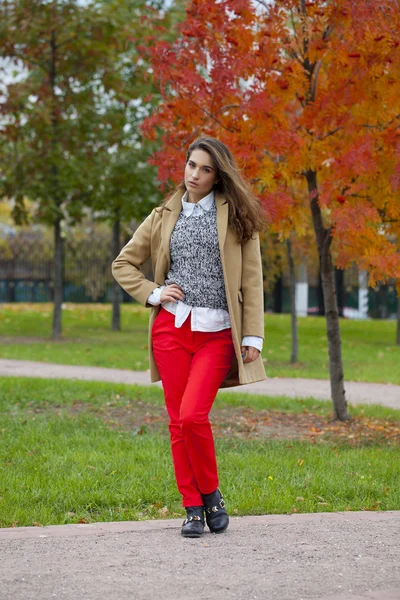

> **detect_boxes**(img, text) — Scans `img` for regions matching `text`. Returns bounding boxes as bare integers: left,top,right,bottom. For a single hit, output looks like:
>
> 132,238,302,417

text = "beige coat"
112,189,267,388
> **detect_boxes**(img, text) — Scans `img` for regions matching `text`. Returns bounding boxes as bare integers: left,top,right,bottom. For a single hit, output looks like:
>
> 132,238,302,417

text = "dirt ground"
24,399,400,446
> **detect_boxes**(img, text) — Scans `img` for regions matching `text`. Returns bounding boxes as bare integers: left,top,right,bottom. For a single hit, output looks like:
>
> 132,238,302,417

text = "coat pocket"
238,290,243,303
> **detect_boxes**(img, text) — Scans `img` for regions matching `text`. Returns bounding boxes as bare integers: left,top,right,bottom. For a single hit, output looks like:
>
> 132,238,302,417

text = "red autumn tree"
141,0,400,421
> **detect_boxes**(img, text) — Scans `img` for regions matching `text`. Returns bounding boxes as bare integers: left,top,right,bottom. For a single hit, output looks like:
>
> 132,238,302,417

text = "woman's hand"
160,284,185,304
241,346,260,364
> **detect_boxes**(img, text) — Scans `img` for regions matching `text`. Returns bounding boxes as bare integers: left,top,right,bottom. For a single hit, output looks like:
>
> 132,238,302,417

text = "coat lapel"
160,189,184,268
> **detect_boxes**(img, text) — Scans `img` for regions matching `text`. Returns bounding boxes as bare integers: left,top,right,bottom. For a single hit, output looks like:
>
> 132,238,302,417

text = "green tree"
92,140,162,330
0,0,177,337
89,0,186,331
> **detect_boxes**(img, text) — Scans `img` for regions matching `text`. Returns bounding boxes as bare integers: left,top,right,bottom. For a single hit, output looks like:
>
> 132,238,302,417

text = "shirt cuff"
147,286,164,306
241,335,263,352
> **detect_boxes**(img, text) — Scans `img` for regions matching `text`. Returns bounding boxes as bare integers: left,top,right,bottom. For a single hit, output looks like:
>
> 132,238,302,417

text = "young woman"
112,136,266,538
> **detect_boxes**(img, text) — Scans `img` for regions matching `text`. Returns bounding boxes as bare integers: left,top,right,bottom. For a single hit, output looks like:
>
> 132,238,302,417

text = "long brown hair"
164,136,265,244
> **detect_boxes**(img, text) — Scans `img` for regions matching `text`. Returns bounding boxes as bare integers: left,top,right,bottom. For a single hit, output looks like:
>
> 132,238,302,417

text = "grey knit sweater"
164,203,228,310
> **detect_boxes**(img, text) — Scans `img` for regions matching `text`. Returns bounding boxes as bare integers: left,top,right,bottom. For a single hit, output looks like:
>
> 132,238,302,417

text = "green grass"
0,377,399,528
0,303,399,384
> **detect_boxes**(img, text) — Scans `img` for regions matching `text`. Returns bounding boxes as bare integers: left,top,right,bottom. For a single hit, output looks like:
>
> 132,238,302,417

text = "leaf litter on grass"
25,399,400,446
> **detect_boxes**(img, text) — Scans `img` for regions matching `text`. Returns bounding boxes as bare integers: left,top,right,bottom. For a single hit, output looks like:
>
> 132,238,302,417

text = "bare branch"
219,104,240,112
310,59,322,101
362,113,400,130
322,24,333,41
195,102,238,133
253,0,269,9
318,127,343,141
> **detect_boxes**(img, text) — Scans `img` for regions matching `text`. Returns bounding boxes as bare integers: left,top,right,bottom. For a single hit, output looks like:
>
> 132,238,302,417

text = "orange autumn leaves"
141,0,400,288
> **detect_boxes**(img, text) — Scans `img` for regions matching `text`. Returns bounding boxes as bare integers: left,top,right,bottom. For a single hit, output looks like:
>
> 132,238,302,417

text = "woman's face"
184,149,218,202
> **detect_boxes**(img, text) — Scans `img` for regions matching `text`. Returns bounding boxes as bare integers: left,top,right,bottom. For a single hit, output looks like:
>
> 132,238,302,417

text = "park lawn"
0,377,399,528
0,303,399,384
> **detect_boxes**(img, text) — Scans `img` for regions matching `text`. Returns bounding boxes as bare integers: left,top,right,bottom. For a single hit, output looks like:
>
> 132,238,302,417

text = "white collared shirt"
147,190,263,352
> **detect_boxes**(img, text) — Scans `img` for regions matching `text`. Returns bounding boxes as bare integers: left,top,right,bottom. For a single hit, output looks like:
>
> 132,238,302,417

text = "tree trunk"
397,288,400,346
287,237,298,364
358,271,369,319
306,169,350,421
50,24,63,340
111,217,122,331
317,271,325,316
52,216,63,339
335,268,345,317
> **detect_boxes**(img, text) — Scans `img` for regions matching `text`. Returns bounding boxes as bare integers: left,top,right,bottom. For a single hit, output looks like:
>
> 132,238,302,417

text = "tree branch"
310,59,322,102
318,127,343,140
194,101,238,133
322,24,334,41
289,9,305,62
3,51,49,74
322,227,333,258
164,66,239,134
56,35,80,50
362,113,400,130
219,104,240,112
253,0,269,9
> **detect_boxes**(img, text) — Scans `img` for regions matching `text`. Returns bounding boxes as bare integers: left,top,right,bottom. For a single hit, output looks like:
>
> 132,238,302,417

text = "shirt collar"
181,190,215,216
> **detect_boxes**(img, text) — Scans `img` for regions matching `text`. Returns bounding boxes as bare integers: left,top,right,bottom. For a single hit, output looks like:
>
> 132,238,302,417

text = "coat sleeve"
241,232,265,339
111,210,159,307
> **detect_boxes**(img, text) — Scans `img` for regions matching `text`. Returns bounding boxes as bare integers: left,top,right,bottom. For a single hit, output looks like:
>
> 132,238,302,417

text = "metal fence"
0,233,397,318
0,233,128,303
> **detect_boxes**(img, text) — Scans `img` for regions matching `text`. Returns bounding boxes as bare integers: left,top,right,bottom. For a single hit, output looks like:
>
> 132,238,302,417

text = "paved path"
0,358,399,408
1,360,400,598
1,512,399,600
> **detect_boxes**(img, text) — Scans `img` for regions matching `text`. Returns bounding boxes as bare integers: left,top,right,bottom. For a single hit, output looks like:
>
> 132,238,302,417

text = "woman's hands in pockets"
241,346,260,364
160,284,185,304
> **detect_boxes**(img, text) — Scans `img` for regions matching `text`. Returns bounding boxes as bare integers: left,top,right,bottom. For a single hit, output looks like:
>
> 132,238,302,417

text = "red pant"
152,307,235,507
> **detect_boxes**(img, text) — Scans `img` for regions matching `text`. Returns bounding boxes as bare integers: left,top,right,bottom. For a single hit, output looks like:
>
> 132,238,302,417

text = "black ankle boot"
181,506,205,538
201,488,229,534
